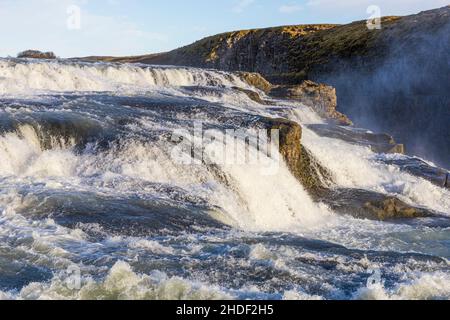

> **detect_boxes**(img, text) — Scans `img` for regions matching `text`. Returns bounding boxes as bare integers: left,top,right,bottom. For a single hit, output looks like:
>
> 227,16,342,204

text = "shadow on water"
0,253,53,291
15,190,225,238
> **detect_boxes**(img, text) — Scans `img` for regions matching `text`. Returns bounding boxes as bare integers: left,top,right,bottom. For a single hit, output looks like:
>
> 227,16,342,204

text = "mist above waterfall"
318,18,450,168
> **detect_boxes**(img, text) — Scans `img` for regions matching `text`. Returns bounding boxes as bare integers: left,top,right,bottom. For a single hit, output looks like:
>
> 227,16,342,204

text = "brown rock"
232,87,269,105
17,50,56,60
270,81,353,126
81,7,450,167
254,117,332,194
236,72,273,93
318,188,435,221
363,197,426,220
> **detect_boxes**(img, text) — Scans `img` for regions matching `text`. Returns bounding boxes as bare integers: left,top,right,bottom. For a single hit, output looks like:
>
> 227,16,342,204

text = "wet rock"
269,81,353,126
318,188,436,221
261,118,303,175
17,191,223,238
235,72,273,93
377,144,405,155
378,156,450,189
307,124,405,155
17,50,57,60
254,117,332,194
181,85,269,105
296,145,333,194
232,87,269,105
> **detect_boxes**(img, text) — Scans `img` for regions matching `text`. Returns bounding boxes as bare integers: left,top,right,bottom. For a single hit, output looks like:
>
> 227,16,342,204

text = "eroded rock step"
307,123,405,154
269,81,353,126
316,188,450,223
250,117,333,195
376,156,450,189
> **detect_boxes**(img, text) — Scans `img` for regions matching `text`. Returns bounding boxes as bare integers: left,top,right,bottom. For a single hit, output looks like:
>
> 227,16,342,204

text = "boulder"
253,117,332,194
17,50,56,60
270,81,353,126
232,87,269,105
318,188,436,221
236,72,273,93
307,124,405,155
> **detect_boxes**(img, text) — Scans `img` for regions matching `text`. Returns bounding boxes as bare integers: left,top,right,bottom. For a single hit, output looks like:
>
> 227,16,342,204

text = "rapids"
0,58,449,300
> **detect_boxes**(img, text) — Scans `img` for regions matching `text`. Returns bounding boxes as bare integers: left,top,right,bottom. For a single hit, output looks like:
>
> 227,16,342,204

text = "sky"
0,0,448,57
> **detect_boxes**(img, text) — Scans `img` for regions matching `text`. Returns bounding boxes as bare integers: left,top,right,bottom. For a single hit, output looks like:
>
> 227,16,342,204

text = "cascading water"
0,59,248,94
0,58,449,300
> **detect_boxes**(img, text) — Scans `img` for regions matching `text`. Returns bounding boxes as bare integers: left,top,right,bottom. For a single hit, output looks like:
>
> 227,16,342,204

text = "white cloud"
232,0,256,13
279,4,303,14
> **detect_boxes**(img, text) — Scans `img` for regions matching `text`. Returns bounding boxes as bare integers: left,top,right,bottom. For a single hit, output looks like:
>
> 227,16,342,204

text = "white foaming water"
0,125,78,177
0,59,249,94
286,113,450,215
11,261,233,300
0,63,447,232
353,272,450,300
0,60,449,300
0,124,330,232
205,136,333,231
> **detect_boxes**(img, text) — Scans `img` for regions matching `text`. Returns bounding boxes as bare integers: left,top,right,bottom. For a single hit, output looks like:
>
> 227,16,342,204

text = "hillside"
95,7,449,82
82,6,450,167
78,23,338,76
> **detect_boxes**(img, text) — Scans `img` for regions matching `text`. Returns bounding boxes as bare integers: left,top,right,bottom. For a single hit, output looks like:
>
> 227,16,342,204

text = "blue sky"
0,0,448,57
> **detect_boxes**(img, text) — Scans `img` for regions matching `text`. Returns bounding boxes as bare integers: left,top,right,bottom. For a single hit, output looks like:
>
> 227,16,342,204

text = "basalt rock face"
270,81,353,126
255,117,332,194
17,50,56,60
233,72,273,104
95,24,337,78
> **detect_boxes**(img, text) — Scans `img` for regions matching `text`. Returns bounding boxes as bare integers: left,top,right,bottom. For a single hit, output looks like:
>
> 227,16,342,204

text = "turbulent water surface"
0,59,449,300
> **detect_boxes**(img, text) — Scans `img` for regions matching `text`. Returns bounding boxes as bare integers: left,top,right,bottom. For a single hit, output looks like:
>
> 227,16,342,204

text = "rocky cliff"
84,6,449,168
